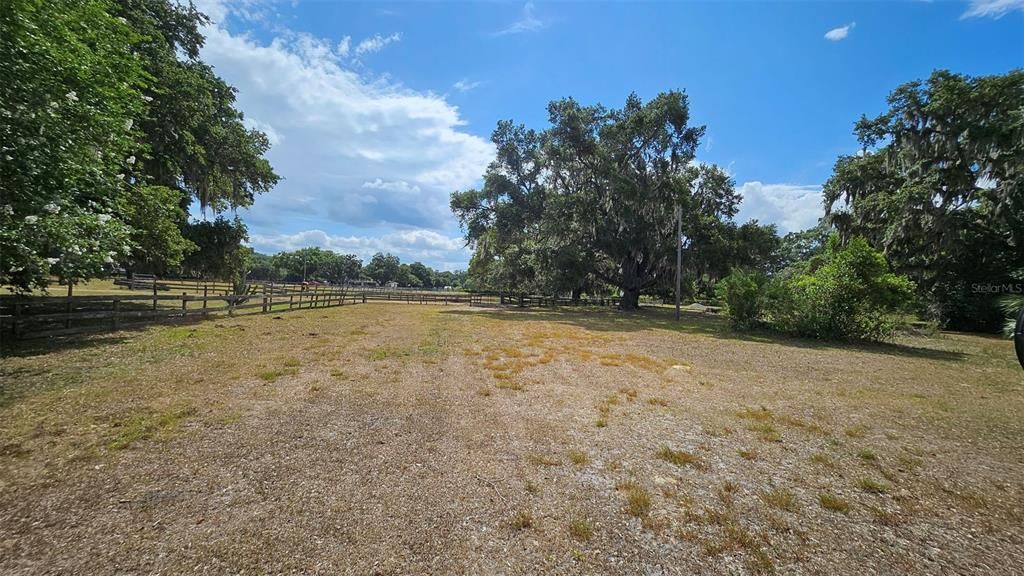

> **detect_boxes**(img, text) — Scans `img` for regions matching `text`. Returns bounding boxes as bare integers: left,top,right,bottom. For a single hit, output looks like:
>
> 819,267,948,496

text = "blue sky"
194,0,1023,270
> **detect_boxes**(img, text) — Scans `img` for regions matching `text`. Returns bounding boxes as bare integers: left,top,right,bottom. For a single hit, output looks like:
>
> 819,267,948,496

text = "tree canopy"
824,69,1024,330
1,0,278,293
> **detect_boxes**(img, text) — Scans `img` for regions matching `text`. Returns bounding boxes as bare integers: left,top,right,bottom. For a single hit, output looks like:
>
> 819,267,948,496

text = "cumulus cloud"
961,0,1024,18
249,229,469,267
187,0,492,269
824,22,856,41
495,2,548,35
354,32,401,56
735,182,824,234
453,78,482,92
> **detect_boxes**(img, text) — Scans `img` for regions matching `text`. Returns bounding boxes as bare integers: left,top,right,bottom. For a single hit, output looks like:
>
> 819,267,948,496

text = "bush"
766,237,915,342
716,270,767,328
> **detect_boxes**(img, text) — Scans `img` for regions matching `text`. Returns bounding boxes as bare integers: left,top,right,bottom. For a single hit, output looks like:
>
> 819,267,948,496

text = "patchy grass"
819,493,851,514
760,488,800,512
857,477,891,494
510,511,534,530
2,304,1022,573
567,450,589,466
108,405,198,450
656,446,705,469
857,449,879,462
568,517,593,541
809,452,835,467
617,480,652,518
747,422,782,443
845,425,868,439
257,367,298,383
527,453,561,467
738,448,758,461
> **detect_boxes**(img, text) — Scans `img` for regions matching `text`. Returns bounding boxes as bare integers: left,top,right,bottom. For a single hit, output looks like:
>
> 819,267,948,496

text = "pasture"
1,304,1021,574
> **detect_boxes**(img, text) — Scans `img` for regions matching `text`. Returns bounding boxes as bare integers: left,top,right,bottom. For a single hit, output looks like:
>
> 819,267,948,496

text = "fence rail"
0,288,620,341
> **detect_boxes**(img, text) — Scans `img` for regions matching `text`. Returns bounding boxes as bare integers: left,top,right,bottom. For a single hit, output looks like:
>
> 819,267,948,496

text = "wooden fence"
0,288,620,341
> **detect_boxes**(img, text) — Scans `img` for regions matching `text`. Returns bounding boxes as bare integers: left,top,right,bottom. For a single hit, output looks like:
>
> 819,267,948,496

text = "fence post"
181,292,187,316
112,299,120,330
203,286,209,318
13,302,21,339
152,279,158,311
290,294,295,310
228,295,235,317
362,292,366,304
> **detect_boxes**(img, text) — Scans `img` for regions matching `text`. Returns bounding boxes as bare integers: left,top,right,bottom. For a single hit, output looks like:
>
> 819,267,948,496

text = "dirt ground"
1,303,1022,575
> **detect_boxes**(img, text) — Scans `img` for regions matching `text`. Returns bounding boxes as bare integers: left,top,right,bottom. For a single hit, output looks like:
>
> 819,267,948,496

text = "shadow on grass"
441,305,968,363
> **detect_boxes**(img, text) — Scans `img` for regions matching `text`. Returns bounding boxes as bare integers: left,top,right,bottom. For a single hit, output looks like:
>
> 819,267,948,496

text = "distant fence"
0,287,621,341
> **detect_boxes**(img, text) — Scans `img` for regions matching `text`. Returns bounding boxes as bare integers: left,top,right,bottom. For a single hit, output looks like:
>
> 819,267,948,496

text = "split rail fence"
0,286,621,341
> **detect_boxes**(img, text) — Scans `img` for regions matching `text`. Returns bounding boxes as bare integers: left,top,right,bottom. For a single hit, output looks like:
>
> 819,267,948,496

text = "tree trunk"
619,255,643,310
620,287,640,310
571,286,583,304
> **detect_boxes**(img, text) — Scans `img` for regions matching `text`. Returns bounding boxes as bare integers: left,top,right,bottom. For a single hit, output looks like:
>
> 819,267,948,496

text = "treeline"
1,0,275,293
246,249,467,288
453,70,1023,337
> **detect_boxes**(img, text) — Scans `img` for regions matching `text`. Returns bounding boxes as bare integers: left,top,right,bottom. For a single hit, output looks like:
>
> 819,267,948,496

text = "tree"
0,0,148,292
823,69,1024,330
180,217,249,284
114,0,279,213
363,253,402,285
407,262,435,288
454,92,734,309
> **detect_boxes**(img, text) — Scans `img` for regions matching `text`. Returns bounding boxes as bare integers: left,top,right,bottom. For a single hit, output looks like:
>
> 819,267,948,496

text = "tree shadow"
440,305,969,363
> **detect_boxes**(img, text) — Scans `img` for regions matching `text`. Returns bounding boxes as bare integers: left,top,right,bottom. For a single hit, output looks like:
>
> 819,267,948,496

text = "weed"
737,406,774,422
818,493,850,514
747,422,781,443
595,418,607,428
647,397,669,407
866,504,903,526
283,358,301,367
760,488,799,512
857,478,891,494
525,481,540,495
857,449,878,462
568,517,593,541
809,452,834,467
738,448,758,461
616,480,652,517
510,511,534,530
567,450,589,465
619,387,638,401
527,453,561,467
476,387,492,397
845,425,868,439
655,446,704,469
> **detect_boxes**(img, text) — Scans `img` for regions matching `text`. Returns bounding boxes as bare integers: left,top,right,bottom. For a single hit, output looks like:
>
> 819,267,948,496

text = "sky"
193,0,1023,270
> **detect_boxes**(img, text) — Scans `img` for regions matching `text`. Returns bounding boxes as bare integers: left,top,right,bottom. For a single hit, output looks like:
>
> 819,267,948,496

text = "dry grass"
655,446,705,469
819,493,851,514
1,304,1021,574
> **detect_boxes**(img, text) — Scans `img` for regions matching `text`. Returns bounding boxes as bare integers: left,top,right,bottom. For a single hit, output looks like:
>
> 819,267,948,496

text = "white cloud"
249,229,469,266
453,78,482,92
354,32,401,56
824,22,856,41
495,2,548,35
188,1,493,269
735,182,824,234
962,0,1024,18
336,36,351,58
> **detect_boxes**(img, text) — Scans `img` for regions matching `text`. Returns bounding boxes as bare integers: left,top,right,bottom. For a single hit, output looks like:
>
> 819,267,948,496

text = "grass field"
1,304,1021,574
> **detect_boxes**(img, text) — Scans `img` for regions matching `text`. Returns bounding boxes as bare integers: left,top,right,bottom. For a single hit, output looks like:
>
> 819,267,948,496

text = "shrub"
766,236,915,342
716,270,767,328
